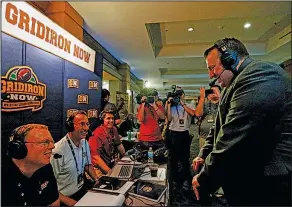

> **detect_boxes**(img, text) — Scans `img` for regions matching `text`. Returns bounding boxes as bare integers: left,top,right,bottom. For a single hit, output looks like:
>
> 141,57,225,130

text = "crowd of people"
2,38,291,206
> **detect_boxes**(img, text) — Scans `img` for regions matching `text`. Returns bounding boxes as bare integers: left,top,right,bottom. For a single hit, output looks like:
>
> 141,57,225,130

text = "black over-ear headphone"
214,38,240,74
7,126,28,160
65,110,88,132
99,110,115,125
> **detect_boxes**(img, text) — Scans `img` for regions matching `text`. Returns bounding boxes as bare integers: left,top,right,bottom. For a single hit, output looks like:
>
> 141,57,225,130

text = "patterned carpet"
168,124,228,206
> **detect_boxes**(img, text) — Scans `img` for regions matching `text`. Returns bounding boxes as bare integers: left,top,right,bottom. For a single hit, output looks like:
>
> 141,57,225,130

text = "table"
76,158,169,206
124,163,169,206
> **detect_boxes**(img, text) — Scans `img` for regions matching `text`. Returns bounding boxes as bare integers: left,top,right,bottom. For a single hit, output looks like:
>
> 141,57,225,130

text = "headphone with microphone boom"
99,110,115,125
207,38,242,87
7,126,28,160
214,38,240,73
65,110,88,132
8,124,63,160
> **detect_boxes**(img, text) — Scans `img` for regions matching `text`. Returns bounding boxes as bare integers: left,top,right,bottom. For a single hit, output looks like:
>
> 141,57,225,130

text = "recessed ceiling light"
188,27,194,32
244,23,251,29
145,81,151,88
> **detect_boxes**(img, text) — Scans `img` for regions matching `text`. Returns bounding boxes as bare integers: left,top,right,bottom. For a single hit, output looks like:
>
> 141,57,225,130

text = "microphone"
209,69,225,87
87,129,93,137
85,129,93,140
53,153,62,159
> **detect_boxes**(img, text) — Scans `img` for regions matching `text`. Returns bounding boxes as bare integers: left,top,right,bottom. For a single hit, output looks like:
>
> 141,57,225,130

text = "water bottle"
148,147,154,164
127,131,131,141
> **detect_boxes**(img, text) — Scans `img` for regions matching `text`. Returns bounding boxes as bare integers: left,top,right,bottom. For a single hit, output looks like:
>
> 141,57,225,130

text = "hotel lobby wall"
1,33,102,156
109,80,121,105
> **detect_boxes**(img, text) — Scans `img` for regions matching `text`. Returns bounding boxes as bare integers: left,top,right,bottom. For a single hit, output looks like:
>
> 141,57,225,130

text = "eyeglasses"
24,140,54,147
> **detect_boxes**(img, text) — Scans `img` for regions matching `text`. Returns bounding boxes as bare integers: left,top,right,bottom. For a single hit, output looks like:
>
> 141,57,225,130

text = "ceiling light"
188,27,194,32
145,81,151,88
244,23,251,29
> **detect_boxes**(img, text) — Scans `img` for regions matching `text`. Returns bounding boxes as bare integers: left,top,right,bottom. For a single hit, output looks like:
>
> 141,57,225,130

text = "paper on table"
75,191,125,206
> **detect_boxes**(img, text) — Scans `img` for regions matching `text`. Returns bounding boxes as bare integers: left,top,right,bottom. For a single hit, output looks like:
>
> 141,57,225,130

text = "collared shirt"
2,157,59,206
169,103,194,131
89,126,121,161
50,134,92,196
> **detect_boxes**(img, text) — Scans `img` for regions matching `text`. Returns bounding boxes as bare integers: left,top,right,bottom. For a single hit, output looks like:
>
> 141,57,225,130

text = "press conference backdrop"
1,32,102,156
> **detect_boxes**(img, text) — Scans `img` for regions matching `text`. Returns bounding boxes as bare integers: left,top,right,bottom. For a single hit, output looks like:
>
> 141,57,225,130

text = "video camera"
167,85,184,106
136,88,158,105
205,89,213,96
143,96,155,104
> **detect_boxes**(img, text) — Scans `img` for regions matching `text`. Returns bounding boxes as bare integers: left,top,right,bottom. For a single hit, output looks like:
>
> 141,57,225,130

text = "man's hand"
208,86,220,103
180,99,185,106
199,87,206,100
149,102,158,110
94,178,100,186
192,175,200,200
192,157,205,172
167,97,173,104
141,96,147,106
67,198,77,206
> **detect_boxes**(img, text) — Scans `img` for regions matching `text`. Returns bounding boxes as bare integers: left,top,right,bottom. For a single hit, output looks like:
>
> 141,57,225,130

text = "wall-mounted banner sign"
67,109,79,118
2,2,96,72
1,66,47,112
87,109,98,118
88,81,99,90
68,79,79,88
77,94,89,104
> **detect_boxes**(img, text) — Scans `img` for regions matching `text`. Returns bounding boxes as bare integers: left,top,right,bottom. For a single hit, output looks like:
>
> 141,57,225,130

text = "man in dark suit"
192,38,291,206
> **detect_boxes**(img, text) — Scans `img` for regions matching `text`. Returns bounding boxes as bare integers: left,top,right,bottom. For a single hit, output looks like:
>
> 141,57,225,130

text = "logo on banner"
67,109,79,118
77,94,89,104
1,66,47,112
88,81,99,90
68,79,79,88
87,109,98,118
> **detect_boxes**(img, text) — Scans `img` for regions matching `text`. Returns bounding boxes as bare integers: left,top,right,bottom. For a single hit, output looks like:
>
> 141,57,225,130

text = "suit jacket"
197,57,292,195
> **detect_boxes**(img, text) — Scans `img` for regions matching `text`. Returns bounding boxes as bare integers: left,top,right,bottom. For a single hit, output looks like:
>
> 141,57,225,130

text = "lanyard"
101,126,115,157
66,135,83,174
175,105,185,119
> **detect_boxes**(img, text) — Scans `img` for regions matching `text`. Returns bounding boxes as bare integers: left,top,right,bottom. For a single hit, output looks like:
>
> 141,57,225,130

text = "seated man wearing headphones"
2,124,60,206
51,111,99,206
88,110,126,175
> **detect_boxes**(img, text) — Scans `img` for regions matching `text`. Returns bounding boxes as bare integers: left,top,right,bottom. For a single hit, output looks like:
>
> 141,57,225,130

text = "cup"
149,163,159,177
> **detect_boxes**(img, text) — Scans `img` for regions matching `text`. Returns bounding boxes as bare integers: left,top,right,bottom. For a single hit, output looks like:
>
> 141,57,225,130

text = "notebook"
128,180,167,203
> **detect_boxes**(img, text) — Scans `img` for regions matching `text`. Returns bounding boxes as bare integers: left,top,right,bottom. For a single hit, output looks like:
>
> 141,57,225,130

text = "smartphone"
147,96,155,104
205,89,213,96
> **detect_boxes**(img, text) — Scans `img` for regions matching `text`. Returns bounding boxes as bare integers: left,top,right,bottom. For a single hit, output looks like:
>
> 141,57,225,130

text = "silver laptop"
108,163,134,179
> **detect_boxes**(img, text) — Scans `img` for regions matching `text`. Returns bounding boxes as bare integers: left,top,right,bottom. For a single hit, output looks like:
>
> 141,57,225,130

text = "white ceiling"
70,1,292,97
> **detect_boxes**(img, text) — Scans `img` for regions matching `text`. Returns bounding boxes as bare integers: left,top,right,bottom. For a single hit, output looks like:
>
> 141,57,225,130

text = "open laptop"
108,163,134,179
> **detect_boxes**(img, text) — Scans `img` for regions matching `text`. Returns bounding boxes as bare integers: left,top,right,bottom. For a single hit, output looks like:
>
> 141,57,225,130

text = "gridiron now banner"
2,2,96,72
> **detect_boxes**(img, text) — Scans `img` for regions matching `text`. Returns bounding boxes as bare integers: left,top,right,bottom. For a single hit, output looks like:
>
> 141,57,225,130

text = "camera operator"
196,85,221,149
136,91,165,150
165,88,205,196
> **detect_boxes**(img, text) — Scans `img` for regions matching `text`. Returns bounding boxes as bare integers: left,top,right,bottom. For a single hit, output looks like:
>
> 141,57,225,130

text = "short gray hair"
9,124,48,142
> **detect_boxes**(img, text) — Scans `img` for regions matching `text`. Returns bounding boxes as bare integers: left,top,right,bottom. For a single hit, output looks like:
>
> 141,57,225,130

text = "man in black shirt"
2,124,59,206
